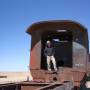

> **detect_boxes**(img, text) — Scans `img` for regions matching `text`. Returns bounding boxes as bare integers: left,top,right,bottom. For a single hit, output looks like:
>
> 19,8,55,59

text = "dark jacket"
44,46,55,56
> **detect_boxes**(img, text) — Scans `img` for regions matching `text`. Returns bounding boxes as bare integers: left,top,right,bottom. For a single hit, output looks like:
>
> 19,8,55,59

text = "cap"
46,40,51,44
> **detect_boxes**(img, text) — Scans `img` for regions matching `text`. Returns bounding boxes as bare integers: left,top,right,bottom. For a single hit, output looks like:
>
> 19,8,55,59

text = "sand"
0,71,33,84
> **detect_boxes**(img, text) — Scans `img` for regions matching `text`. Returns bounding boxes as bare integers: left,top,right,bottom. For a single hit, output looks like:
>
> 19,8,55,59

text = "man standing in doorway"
44,40,57,71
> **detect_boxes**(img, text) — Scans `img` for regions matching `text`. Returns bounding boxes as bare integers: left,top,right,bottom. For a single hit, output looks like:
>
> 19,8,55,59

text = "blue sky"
0,0,90,71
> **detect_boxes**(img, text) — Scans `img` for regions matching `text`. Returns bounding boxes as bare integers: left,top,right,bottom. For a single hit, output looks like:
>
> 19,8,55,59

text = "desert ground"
0,71,33,84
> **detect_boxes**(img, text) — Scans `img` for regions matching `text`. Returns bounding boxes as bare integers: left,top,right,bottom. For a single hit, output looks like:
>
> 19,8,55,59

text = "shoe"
54,68,57,72
48,69,51,71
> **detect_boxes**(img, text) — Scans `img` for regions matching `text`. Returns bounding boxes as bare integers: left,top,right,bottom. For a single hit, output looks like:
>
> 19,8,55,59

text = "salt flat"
0,71,33,84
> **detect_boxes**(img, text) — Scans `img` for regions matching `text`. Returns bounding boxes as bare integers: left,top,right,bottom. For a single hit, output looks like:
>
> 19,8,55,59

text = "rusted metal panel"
30,37,41,69
30,68,86,87
73,42,87,69
26,20,87,35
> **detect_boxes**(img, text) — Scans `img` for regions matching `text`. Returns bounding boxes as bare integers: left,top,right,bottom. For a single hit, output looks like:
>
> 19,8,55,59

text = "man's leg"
51,56,57,71
47,56,51,71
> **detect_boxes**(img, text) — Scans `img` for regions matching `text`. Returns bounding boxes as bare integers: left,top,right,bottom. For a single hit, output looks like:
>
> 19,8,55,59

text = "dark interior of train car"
41,30,73,70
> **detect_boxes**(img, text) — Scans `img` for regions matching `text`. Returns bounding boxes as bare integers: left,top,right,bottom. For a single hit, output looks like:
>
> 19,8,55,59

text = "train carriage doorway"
41,30,73,70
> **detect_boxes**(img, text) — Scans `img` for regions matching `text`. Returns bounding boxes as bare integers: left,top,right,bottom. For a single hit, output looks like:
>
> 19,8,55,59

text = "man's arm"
52,47,55,55
44,47,47,57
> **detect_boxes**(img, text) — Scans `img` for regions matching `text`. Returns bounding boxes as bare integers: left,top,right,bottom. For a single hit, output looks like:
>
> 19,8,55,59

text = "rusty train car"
26,20,89,89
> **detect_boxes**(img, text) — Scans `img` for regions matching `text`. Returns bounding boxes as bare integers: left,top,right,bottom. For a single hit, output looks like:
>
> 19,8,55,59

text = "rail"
0,81,74,90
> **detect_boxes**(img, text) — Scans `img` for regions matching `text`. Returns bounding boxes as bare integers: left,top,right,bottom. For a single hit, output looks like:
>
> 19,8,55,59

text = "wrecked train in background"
26,20,89,89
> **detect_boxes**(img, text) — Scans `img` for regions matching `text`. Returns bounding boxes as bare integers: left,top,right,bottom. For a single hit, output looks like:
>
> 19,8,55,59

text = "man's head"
46,40,51,47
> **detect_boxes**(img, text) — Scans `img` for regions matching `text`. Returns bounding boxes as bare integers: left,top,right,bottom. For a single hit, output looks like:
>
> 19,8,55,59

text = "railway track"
0,81,74,90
